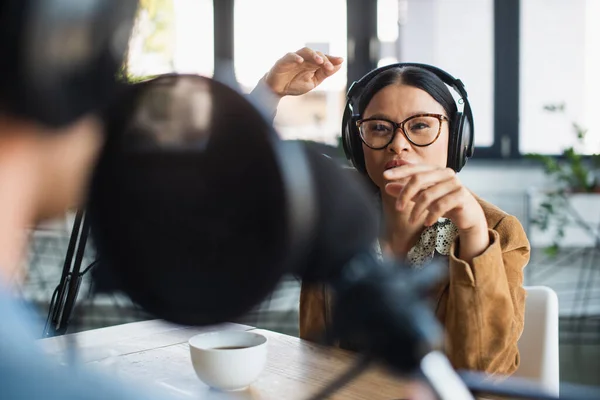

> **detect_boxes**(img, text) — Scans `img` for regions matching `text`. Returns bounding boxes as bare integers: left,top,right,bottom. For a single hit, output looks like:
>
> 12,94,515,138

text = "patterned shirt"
374,218,460,268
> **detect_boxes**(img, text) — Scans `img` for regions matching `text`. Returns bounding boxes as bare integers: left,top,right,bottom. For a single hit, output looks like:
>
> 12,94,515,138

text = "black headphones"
342,63,474,175
0,1,139,128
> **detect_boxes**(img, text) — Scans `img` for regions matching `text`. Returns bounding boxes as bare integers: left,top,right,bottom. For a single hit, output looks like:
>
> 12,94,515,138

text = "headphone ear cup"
447,112,465,172
342,105,366,174
462,101,475,159
341,104,379,193
452,101,475,172
350,115,366,174
341,104,354,162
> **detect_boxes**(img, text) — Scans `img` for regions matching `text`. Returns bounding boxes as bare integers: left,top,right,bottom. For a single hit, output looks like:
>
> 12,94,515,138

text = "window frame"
345,0,521,160
213,0,522,159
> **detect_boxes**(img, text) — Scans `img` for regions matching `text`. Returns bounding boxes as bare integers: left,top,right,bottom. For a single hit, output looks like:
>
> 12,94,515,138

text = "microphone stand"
306,255,600,400
43,209,94,337
309,349,592,400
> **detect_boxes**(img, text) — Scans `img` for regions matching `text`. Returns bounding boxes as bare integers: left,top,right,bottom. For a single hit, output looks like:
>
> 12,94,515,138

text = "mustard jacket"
299,197,530,375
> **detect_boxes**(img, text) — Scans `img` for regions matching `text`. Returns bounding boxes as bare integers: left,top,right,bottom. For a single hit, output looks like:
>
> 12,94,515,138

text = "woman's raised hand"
263,47,343,97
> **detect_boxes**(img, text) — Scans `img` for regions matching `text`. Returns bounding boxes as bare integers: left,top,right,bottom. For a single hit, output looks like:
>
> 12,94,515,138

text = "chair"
514,285,560,395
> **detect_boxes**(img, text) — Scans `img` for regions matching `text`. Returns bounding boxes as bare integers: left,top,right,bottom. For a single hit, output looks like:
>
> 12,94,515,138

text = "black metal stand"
43,209,93,337
307,252,600,400
309,350,600,400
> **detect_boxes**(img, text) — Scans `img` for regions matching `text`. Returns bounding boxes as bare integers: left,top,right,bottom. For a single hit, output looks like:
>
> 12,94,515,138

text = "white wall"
520,0,590,155
461,162,600,247
396,0,599,155
399,0,495,147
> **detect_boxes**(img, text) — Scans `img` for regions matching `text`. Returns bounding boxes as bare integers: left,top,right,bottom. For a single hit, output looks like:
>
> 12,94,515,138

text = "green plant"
116,0,175,83
526,104,600,256
116,63,156,84
138,0,175,54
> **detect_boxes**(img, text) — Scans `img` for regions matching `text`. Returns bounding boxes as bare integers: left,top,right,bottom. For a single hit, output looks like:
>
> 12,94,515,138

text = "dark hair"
357,66,457,123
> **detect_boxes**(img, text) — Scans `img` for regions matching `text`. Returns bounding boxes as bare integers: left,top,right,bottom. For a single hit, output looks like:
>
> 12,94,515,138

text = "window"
377,0,495,147
520,0,600,155
128,0,600,158
127,0,214,78
234,0,347,146
171,0,214,76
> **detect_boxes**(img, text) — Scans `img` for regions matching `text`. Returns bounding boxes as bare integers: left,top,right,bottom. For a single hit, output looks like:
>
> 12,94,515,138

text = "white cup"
188,331,268,391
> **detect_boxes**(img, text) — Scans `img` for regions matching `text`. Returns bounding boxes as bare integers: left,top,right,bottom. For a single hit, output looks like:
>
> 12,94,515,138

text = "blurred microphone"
294,145,378,282
87,73,380,327
89,74,293,325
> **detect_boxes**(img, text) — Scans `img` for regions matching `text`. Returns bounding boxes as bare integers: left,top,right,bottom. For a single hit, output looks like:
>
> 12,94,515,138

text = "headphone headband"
342,62,475,174
347,62,468,111
0,0,138,128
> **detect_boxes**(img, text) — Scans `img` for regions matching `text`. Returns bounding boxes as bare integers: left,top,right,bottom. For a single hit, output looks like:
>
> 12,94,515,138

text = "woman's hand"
263,47,343,97
383,164,489,262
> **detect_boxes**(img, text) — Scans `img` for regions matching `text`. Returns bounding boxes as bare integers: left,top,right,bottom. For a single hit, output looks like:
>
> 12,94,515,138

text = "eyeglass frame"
356,113,450,149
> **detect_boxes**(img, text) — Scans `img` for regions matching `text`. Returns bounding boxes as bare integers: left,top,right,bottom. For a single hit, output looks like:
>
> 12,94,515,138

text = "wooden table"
39,320,410,400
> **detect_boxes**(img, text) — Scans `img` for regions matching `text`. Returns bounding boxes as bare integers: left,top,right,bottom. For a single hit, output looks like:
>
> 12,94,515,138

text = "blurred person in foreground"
0,0,171,396
0,110,180,400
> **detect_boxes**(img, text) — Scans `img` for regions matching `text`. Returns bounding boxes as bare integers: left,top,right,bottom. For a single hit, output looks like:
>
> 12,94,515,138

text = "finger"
421,188,464,227
313,61,343,84
383,164,440,181
397,168,456,211
408,178,462,224
283,51,304,64
325,59,343,74
314,50,334,71
325,54,344,65
272,52,305,73
296,47,324,65
384,181,408,197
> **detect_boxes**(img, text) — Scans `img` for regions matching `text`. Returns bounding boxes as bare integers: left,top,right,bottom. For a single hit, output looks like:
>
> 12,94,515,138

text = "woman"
254,47,530,375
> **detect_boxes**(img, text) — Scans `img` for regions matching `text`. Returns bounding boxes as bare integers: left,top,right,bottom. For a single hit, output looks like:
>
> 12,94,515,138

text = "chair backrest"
514,286,560,395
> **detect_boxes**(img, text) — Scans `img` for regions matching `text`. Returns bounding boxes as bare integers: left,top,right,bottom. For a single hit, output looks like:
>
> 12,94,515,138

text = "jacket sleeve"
299,282,329,342
442,214,530,375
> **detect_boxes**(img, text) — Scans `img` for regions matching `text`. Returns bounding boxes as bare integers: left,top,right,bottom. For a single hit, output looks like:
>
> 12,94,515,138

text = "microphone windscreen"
88,73,379,327
88,74,293,325
297,144,379,282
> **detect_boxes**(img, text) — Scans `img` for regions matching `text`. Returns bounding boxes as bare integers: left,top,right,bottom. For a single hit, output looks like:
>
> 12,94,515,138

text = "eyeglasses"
356,113,449,149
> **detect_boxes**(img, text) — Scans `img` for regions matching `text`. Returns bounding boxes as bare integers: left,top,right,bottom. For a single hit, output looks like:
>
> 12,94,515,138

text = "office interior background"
19,0,600,388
